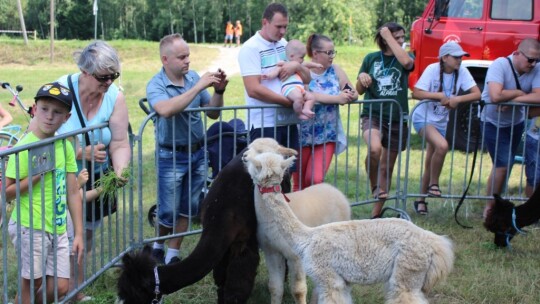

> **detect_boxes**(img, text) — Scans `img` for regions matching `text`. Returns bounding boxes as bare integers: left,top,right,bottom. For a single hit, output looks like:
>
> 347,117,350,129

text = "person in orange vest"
234,20,243,47
224,21,234,47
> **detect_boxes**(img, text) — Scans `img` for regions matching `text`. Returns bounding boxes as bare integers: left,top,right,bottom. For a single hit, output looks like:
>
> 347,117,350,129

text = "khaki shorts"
361,116,408,152
8,220,70,279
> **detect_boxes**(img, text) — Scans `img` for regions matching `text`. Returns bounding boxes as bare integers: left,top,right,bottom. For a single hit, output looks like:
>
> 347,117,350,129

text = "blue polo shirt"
146,68,211,147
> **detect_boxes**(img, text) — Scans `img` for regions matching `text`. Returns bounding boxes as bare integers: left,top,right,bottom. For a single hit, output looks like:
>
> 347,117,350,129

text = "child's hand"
77,168,89,188
72,235,85,265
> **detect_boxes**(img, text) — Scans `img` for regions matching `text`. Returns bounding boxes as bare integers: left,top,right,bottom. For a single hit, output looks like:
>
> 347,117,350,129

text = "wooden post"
16,0,28,45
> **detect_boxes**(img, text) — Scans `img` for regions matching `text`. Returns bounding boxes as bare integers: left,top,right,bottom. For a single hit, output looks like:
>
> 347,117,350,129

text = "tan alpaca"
245,151,454,304
244,139,350,304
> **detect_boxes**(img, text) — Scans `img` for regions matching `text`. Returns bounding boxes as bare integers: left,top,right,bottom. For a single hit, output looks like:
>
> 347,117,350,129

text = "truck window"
491,0,532,20
443,0,483,19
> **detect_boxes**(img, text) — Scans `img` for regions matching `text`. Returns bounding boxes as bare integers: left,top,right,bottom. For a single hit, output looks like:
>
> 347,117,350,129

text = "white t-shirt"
481,55,540,127
412,63,477,131
238,31,297,128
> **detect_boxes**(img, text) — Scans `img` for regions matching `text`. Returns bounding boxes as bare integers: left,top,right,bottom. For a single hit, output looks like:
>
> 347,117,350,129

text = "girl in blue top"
292,34,357,191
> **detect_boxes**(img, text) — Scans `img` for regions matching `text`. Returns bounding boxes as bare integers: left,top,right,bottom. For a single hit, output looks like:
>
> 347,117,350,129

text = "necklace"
380,51,396,76
442,72,455,97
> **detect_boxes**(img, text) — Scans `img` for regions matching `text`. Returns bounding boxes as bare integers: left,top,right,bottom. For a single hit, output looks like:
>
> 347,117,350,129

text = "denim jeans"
157,147,206,227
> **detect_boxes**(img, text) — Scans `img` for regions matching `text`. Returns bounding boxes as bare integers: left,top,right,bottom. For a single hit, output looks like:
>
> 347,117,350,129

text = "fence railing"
2,100,537,302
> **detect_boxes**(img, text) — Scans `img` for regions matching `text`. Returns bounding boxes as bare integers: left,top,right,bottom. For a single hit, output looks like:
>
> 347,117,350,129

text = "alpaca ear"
282,155,296,169
277,146,298,156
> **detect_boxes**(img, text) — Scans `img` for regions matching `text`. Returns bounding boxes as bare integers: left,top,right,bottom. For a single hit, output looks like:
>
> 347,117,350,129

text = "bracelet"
215,89,225,95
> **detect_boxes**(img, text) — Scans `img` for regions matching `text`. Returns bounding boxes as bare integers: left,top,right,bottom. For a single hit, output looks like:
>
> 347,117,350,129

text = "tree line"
0,0,428,44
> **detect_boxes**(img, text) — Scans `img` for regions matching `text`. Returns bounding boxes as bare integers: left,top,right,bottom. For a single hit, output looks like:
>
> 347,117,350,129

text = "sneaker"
168,256,182,264
151,248,165,264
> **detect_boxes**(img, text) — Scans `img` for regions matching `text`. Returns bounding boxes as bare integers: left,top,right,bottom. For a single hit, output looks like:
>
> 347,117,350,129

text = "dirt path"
199,45,241,76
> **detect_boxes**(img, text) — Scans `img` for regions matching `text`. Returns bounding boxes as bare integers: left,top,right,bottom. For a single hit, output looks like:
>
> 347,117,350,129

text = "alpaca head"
242,138,297,162
117,245,162,304
483,194,516,247
244,151,296,187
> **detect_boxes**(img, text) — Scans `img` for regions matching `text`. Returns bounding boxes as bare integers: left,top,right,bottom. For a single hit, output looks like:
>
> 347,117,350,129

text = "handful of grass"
94,167,131,198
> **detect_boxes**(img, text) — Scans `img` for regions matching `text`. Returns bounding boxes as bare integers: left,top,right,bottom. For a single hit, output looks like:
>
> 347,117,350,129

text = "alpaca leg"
286,257,308,304
385,252,430,304
263,249,287,304
313,275,349,304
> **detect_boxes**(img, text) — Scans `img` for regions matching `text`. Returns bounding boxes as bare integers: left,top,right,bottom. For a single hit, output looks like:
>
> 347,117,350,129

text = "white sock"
165,249,179,264
153,243,164,250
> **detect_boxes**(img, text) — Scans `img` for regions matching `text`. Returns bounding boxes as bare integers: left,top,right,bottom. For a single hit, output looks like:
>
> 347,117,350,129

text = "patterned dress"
300,65,344,151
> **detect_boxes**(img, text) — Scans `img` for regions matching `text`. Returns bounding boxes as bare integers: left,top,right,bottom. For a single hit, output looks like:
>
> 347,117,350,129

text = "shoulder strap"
506,57,522,91
68,74,91,147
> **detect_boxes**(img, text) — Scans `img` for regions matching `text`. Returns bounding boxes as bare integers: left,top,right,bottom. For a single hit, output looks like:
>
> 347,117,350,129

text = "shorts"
282,83,304,97
224,34,233,40
412,122,446,138
157,147,206,227
482,121,525,168
524,134,540,188
8,219,70,279
361,116,408,152
250,126,299,172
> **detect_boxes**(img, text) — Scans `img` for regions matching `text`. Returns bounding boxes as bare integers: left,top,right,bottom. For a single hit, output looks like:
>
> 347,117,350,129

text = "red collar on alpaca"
257,184,290,202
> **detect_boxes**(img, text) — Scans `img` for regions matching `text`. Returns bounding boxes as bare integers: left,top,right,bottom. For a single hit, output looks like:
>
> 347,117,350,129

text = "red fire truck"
408,0,540,151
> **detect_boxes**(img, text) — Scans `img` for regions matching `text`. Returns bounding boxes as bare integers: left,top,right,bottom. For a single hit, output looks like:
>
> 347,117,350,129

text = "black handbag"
68,75,117,221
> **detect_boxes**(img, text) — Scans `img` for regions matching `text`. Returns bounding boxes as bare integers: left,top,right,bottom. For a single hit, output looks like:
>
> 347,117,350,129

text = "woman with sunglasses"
292,33,357,191
356,22,414,218
56,40,130,302
411,42,481,215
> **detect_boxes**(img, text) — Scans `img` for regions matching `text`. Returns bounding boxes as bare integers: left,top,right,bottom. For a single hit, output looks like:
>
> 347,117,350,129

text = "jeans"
157,147,206,228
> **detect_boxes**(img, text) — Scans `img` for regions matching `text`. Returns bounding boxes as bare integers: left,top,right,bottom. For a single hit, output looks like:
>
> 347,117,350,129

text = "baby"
263,40,323,120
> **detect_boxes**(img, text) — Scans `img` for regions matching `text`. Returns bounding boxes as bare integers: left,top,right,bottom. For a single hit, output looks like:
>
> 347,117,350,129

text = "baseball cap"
34,82,73,111
439,42,470,58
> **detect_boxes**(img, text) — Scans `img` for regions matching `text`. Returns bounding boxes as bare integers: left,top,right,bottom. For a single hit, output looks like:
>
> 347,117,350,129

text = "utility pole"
16,0,28,45
93,0,98,40
50,0,54,63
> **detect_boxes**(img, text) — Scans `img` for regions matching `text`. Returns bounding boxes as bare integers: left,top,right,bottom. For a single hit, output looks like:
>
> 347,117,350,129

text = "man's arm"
204,69,229,119
487,82,527,104
151,72,221,118
242,75,291,107
279,61,311,84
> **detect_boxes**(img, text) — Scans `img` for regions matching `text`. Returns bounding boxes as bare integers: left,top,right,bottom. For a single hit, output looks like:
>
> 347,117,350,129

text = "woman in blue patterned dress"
292,34,358,191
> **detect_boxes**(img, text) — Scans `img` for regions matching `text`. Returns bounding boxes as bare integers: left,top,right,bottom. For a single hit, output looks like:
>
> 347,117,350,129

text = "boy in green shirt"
5,82,84,304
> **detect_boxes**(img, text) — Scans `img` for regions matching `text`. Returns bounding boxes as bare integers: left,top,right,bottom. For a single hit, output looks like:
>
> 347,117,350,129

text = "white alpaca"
244,139,350,304
245,152,454,304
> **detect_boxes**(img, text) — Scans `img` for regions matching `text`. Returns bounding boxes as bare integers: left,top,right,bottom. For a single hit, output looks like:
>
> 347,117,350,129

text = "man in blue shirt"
146,33,228,264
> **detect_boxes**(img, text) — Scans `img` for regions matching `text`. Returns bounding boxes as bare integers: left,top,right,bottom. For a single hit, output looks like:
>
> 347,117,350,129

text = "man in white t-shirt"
238,2,310,156
481,38,540,218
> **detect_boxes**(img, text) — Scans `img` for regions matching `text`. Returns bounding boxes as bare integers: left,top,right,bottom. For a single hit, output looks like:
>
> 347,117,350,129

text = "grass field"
1,38,540,304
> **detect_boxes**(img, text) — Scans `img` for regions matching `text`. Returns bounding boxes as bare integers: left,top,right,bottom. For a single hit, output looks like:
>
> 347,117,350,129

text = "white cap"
439,42,470,58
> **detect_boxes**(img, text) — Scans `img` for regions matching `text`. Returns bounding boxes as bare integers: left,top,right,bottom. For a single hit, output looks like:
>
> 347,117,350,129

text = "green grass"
1,38,540,304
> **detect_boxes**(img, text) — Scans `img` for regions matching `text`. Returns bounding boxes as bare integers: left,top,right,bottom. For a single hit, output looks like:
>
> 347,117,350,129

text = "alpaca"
118,151,283,304
242,137,298,160
257,183,351,304
244,151,454,304
484,185,540,247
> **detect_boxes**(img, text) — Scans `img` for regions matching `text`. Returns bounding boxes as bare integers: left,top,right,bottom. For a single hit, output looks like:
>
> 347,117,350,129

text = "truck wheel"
446,103,483,153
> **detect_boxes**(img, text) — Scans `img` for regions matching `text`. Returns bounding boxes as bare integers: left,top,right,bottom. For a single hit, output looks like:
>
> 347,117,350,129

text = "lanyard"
442,72,455,97
379,51,396,76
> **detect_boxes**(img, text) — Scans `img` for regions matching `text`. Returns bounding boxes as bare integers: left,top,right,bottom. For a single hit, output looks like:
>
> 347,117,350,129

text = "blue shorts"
157,147,206,227
225,34,233,40
482,121,525,168
524,134,540,188
250,125,299,171
412,122,446,138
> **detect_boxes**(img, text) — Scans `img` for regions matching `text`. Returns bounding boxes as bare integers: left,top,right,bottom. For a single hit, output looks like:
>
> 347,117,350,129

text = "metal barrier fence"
2,99,536,302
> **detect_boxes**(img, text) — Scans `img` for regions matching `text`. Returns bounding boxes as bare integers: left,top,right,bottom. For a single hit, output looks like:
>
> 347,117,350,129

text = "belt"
162,141,203,153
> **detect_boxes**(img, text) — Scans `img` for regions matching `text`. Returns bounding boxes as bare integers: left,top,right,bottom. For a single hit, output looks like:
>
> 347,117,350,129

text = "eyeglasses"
520,51,540,64
92,72,121,83
316,50,337,58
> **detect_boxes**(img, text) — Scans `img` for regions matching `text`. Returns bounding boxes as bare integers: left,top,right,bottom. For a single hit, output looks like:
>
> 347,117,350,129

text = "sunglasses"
316,50,337,58
520,51,540,64
92,72,121,82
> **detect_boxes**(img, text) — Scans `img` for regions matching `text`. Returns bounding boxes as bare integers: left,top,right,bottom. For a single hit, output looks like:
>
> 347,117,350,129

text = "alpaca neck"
254,185,311,246
516,185,540,227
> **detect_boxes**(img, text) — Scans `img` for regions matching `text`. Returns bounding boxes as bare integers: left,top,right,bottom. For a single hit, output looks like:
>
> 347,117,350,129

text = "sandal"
427,184,442,197
414,201,428,215
371,186,388,200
